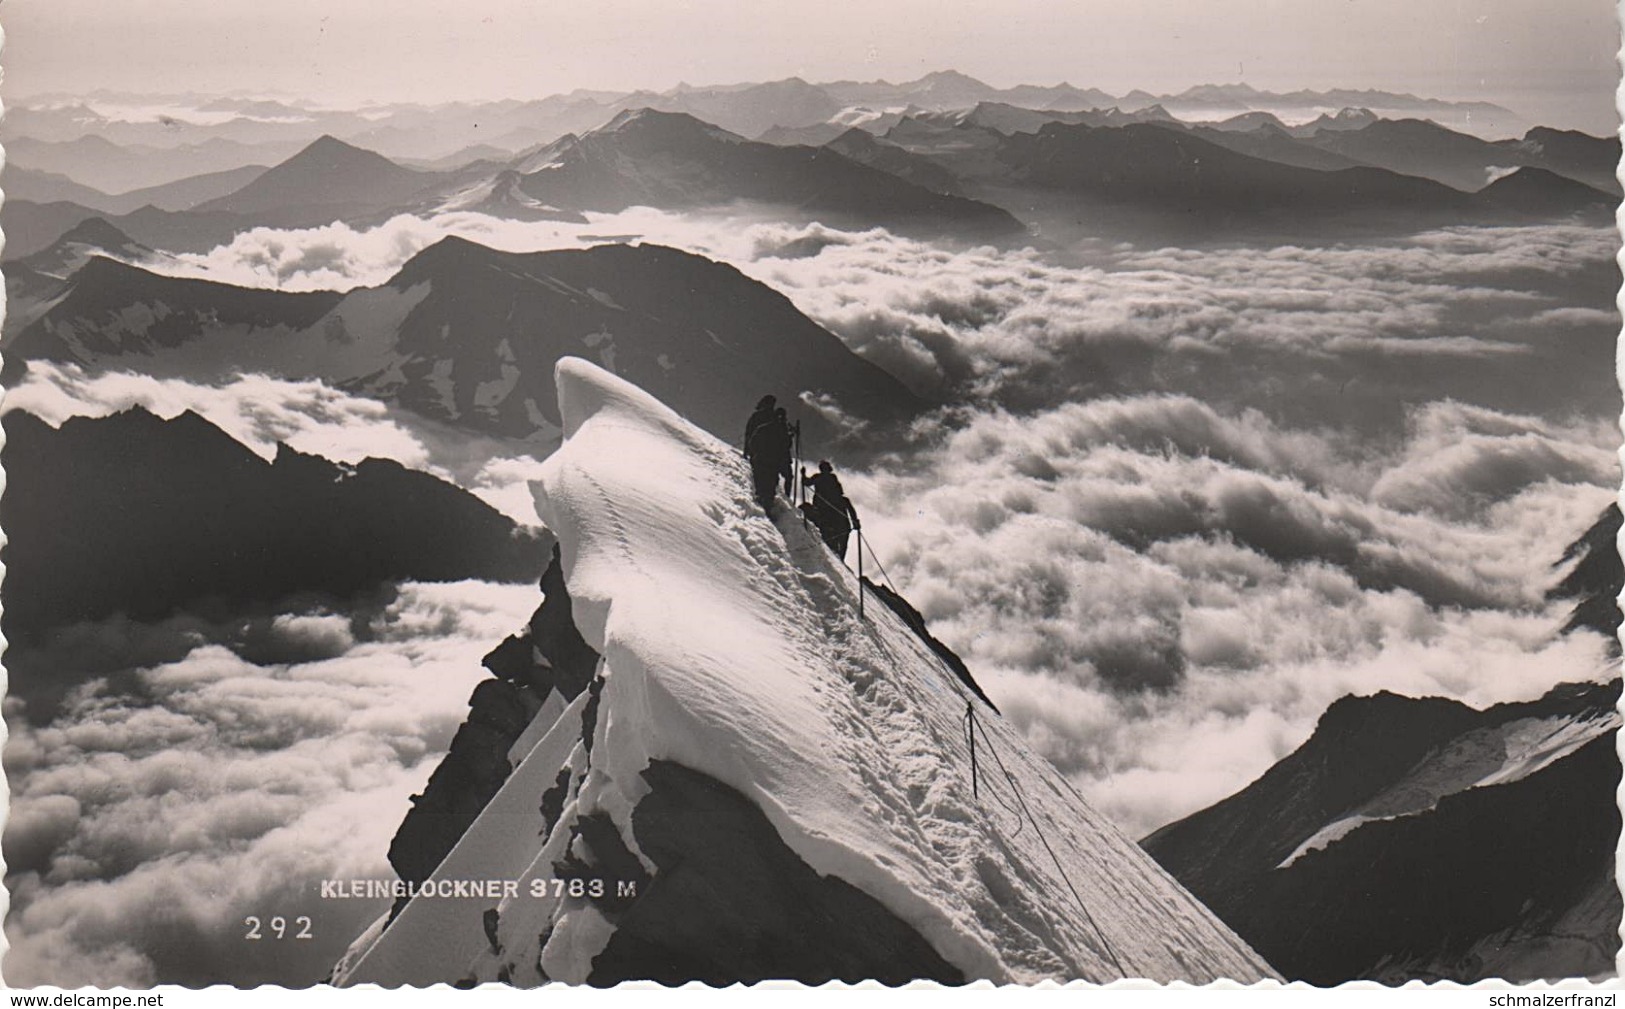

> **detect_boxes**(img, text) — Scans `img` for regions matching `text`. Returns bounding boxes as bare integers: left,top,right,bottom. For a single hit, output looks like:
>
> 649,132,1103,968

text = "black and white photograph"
1,0,1620,990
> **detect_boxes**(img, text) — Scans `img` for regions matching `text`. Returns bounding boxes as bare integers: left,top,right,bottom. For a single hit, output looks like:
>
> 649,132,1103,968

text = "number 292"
245,915,313,939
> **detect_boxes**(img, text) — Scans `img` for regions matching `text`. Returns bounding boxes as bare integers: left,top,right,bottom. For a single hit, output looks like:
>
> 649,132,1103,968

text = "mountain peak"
1479,165,1612,205
1178,82,1262,100
291,133,427,173
828,125,881,149
594,106,743,143
1314,689,1474,739
386,233,503,286
599,107,696,131
331,359,1278,987
305,132,366,153
1524,125,1611,145
67,253,157,285
906,70,996,101
54,216,140,251
19,217,154,281
920,69,984,84
1368,117,1453,136
1144,673,1621,984
196,132,424,215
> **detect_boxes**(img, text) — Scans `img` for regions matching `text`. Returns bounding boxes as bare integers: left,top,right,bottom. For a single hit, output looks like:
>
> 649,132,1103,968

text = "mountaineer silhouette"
743,395,776,454
743,395,785,509
772,407,794,497
802,460,861,560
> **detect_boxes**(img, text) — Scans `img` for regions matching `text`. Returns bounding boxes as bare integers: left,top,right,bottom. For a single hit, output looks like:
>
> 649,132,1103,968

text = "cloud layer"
845,391,1617,836
4,582,540,987
138,209,1621,432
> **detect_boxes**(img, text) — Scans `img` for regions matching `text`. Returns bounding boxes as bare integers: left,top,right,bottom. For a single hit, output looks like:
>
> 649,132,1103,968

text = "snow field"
340,356,1279,984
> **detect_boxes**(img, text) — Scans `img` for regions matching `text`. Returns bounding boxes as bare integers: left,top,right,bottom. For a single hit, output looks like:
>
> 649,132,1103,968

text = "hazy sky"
3,0,1620,127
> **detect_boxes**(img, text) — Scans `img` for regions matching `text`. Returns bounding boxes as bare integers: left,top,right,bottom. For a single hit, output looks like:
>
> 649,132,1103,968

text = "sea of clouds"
134,207,1622,430
3,582,539,986
8,207,1620,983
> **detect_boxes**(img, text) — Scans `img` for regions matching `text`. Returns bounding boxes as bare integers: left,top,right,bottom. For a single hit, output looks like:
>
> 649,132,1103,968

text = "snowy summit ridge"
334,358,1278,986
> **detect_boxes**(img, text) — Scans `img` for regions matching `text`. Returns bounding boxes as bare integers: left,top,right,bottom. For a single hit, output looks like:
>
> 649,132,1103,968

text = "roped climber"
801,460,860,560
743,395,776,454
773,407,794,497
744,396,792,510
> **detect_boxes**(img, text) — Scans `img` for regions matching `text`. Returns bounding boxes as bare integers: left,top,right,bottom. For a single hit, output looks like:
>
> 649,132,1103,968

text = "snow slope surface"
336,357,1277,985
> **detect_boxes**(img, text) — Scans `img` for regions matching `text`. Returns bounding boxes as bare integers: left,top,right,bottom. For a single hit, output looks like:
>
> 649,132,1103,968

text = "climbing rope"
853,522,1132,976
963,701,1025,837
771,450,1131,977
966,703,977,798
856,528,903,596
968,706,1131,979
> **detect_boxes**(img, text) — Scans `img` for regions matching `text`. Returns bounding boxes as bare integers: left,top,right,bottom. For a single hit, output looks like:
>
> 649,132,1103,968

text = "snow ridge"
1278,706,1621,869
336,357,1277,985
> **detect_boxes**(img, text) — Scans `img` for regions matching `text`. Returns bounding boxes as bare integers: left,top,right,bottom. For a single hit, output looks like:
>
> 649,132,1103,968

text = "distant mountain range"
1107,82,1528,135
1142,505,1625,984
1290,120,1622,194
0,197,253,260
1,115,1022,259
506,109,1019,235
4,74,1544,193
8,95,1612,268
3,217,194,337
871,116,1613,236
5,132,302,193
6,229,924,450
5,162,271,215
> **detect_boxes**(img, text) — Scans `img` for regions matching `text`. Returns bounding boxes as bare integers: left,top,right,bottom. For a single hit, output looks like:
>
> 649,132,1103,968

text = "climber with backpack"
743,395,776,455
743,396,791,510
801,460,861,560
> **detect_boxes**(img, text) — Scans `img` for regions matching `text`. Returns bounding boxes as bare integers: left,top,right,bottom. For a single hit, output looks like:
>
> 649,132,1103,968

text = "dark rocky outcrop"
387,675,548,893
862,576,998,712
585,760,965,987
1474,167,1617,219
385,544,602,902
1142,679,1622,983
0,407,547,643
530,547,603,700
1548,503,1622,649
1142,691,1483,891
477,544,601,701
